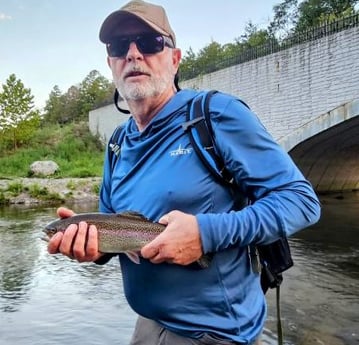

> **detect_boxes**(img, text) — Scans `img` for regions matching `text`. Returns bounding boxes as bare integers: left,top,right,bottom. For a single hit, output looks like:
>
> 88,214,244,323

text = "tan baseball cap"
99,0,176,46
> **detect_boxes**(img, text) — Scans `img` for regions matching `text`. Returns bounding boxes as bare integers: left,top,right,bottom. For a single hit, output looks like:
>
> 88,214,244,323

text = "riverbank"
0,177,101,205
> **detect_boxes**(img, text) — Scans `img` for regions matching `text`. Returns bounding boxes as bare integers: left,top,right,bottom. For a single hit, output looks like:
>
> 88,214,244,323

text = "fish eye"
45,228,56,235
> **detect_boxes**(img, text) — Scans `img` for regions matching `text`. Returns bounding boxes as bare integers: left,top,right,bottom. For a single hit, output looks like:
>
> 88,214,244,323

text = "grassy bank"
0,177,101,205
0,122,105,178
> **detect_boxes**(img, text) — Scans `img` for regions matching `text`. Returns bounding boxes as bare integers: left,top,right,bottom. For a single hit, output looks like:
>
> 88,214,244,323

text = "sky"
0,0,280,109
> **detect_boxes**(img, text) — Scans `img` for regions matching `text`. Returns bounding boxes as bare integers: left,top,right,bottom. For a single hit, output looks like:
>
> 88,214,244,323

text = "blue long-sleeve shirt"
99,89,321,344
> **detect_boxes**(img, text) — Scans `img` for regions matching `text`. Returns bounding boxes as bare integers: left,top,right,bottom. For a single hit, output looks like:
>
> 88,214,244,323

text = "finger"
72,221,88,261
85,224,99,258
59,223,78,256
57,207,75,219
158,213,170,225
149,252,168,264
141,240,160,259
47,232,64,254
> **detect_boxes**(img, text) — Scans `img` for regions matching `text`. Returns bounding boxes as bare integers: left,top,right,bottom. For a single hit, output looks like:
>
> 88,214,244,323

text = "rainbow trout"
43,211,211,268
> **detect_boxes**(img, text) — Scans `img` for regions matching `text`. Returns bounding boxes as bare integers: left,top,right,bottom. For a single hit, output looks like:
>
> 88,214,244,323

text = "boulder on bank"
30,160,59,176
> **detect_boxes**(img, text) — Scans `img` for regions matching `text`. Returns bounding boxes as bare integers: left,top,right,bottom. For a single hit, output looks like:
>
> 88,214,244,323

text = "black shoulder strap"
182,90,234,187
185,91,288,345
114,89,130,114
108,125,125,172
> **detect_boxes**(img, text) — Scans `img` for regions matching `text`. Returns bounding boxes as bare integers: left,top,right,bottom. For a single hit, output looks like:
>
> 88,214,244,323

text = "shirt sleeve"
196,93,321,254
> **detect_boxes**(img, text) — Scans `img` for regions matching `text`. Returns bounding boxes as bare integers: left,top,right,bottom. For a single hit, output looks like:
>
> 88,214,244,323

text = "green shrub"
28,183,64,202
0,122,104,177
7,181,23,195
92,182,101,194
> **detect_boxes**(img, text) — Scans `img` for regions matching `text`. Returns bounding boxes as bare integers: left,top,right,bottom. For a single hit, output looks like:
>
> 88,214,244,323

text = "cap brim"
99,11,169,43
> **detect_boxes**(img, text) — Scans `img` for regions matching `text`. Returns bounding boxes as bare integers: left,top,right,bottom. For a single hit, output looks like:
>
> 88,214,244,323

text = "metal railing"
180,13,359,81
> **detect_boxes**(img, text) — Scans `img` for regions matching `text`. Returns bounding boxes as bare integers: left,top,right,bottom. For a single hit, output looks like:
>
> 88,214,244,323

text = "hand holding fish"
47,207,103,263
141,210,204,266
44,209,210,268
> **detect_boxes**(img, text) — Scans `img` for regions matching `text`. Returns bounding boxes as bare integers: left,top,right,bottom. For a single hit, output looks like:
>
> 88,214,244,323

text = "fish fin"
125,251,141,264
117,211,151,222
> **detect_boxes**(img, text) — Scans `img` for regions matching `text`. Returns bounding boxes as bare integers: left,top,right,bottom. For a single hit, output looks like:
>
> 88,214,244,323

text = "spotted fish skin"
44,211,163,252
43,211,211,268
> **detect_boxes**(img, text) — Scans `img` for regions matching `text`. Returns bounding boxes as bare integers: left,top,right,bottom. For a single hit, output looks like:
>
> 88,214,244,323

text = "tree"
296,0,358,31
78,70,114,120
179,47,198,80
0,74,40,149
42,71,114,125
269,0,300,38
196,41,224,73
62,85,81,122
43,85,66,124
269,0,359,38
240,22,272,47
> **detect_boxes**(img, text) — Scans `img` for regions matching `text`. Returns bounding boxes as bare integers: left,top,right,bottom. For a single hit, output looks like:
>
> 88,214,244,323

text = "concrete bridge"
280,99,358,193
89,25,359,193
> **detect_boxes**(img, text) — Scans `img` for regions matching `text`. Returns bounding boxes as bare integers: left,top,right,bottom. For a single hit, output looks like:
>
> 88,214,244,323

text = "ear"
172,48,182,71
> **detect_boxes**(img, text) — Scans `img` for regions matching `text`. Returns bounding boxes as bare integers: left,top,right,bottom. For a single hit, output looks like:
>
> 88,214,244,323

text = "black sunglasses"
106,33,174,58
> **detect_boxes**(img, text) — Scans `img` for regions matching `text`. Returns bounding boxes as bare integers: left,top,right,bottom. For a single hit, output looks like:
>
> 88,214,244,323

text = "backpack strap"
114,89,130,114
108,124,126,173
183,90,286,345
182,90,234,187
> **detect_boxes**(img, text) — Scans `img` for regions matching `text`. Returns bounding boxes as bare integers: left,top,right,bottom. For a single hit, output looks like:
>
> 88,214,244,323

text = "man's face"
107,19,181,102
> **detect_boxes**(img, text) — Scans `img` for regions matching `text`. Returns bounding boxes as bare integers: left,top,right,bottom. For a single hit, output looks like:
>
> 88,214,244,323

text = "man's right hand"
47,207,103,263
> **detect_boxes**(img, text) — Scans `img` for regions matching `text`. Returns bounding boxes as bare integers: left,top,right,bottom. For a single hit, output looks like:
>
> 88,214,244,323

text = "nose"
126,41,143,61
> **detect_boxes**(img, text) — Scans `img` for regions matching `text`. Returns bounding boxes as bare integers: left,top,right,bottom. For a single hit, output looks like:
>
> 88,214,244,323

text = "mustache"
124,66,150,78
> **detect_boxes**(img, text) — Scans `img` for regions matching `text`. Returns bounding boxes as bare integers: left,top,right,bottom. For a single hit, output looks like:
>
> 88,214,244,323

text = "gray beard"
114,74,173,101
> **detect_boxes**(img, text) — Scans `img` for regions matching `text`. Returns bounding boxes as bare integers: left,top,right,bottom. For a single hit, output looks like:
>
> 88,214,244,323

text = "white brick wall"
89,101,130,144
181,27,359,141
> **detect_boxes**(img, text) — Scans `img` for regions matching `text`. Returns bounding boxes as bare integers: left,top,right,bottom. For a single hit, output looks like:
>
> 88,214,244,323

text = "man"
48,1,321,344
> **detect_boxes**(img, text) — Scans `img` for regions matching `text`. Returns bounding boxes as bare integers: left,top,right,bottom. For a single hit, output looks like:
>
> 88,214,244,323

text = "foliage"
0,191,5,204
0,182,64,205
295,0,358,32
0,74,40,150
6,181,23,195
240,21,273,47
268,0,299,38
27,184,64,202
43,85,66,124
0,122,104,178
78,70,114,118
269,0,359,37
179,47,197,80
179,21,277,80
92,182,101,195
43,70,115,124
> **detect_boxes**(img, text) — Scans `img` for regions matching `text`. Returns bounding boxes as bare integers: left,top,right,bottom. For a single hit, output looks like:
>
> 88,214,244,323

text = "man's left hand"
140,210,203,266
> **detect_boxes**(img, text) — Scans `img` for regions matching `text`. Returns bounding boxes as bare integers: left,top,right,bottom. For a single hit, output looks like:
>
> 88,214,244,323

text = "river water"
0,193,358,345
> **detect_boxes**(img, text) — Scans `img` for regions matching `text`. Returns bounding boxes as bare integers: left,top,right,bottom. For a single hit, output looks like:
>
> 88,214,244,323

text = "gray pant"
129,316,261,345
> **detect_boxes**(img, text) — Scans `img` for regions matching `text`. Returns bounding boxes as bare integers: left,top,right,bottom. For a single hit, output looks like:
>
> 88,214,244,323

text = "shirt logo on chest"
170,144,193,157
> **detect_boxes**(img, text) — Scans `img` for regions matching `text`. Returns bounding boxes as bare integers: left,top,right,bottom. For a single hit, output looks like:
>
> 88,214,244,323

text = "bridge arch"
281,100,359,192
